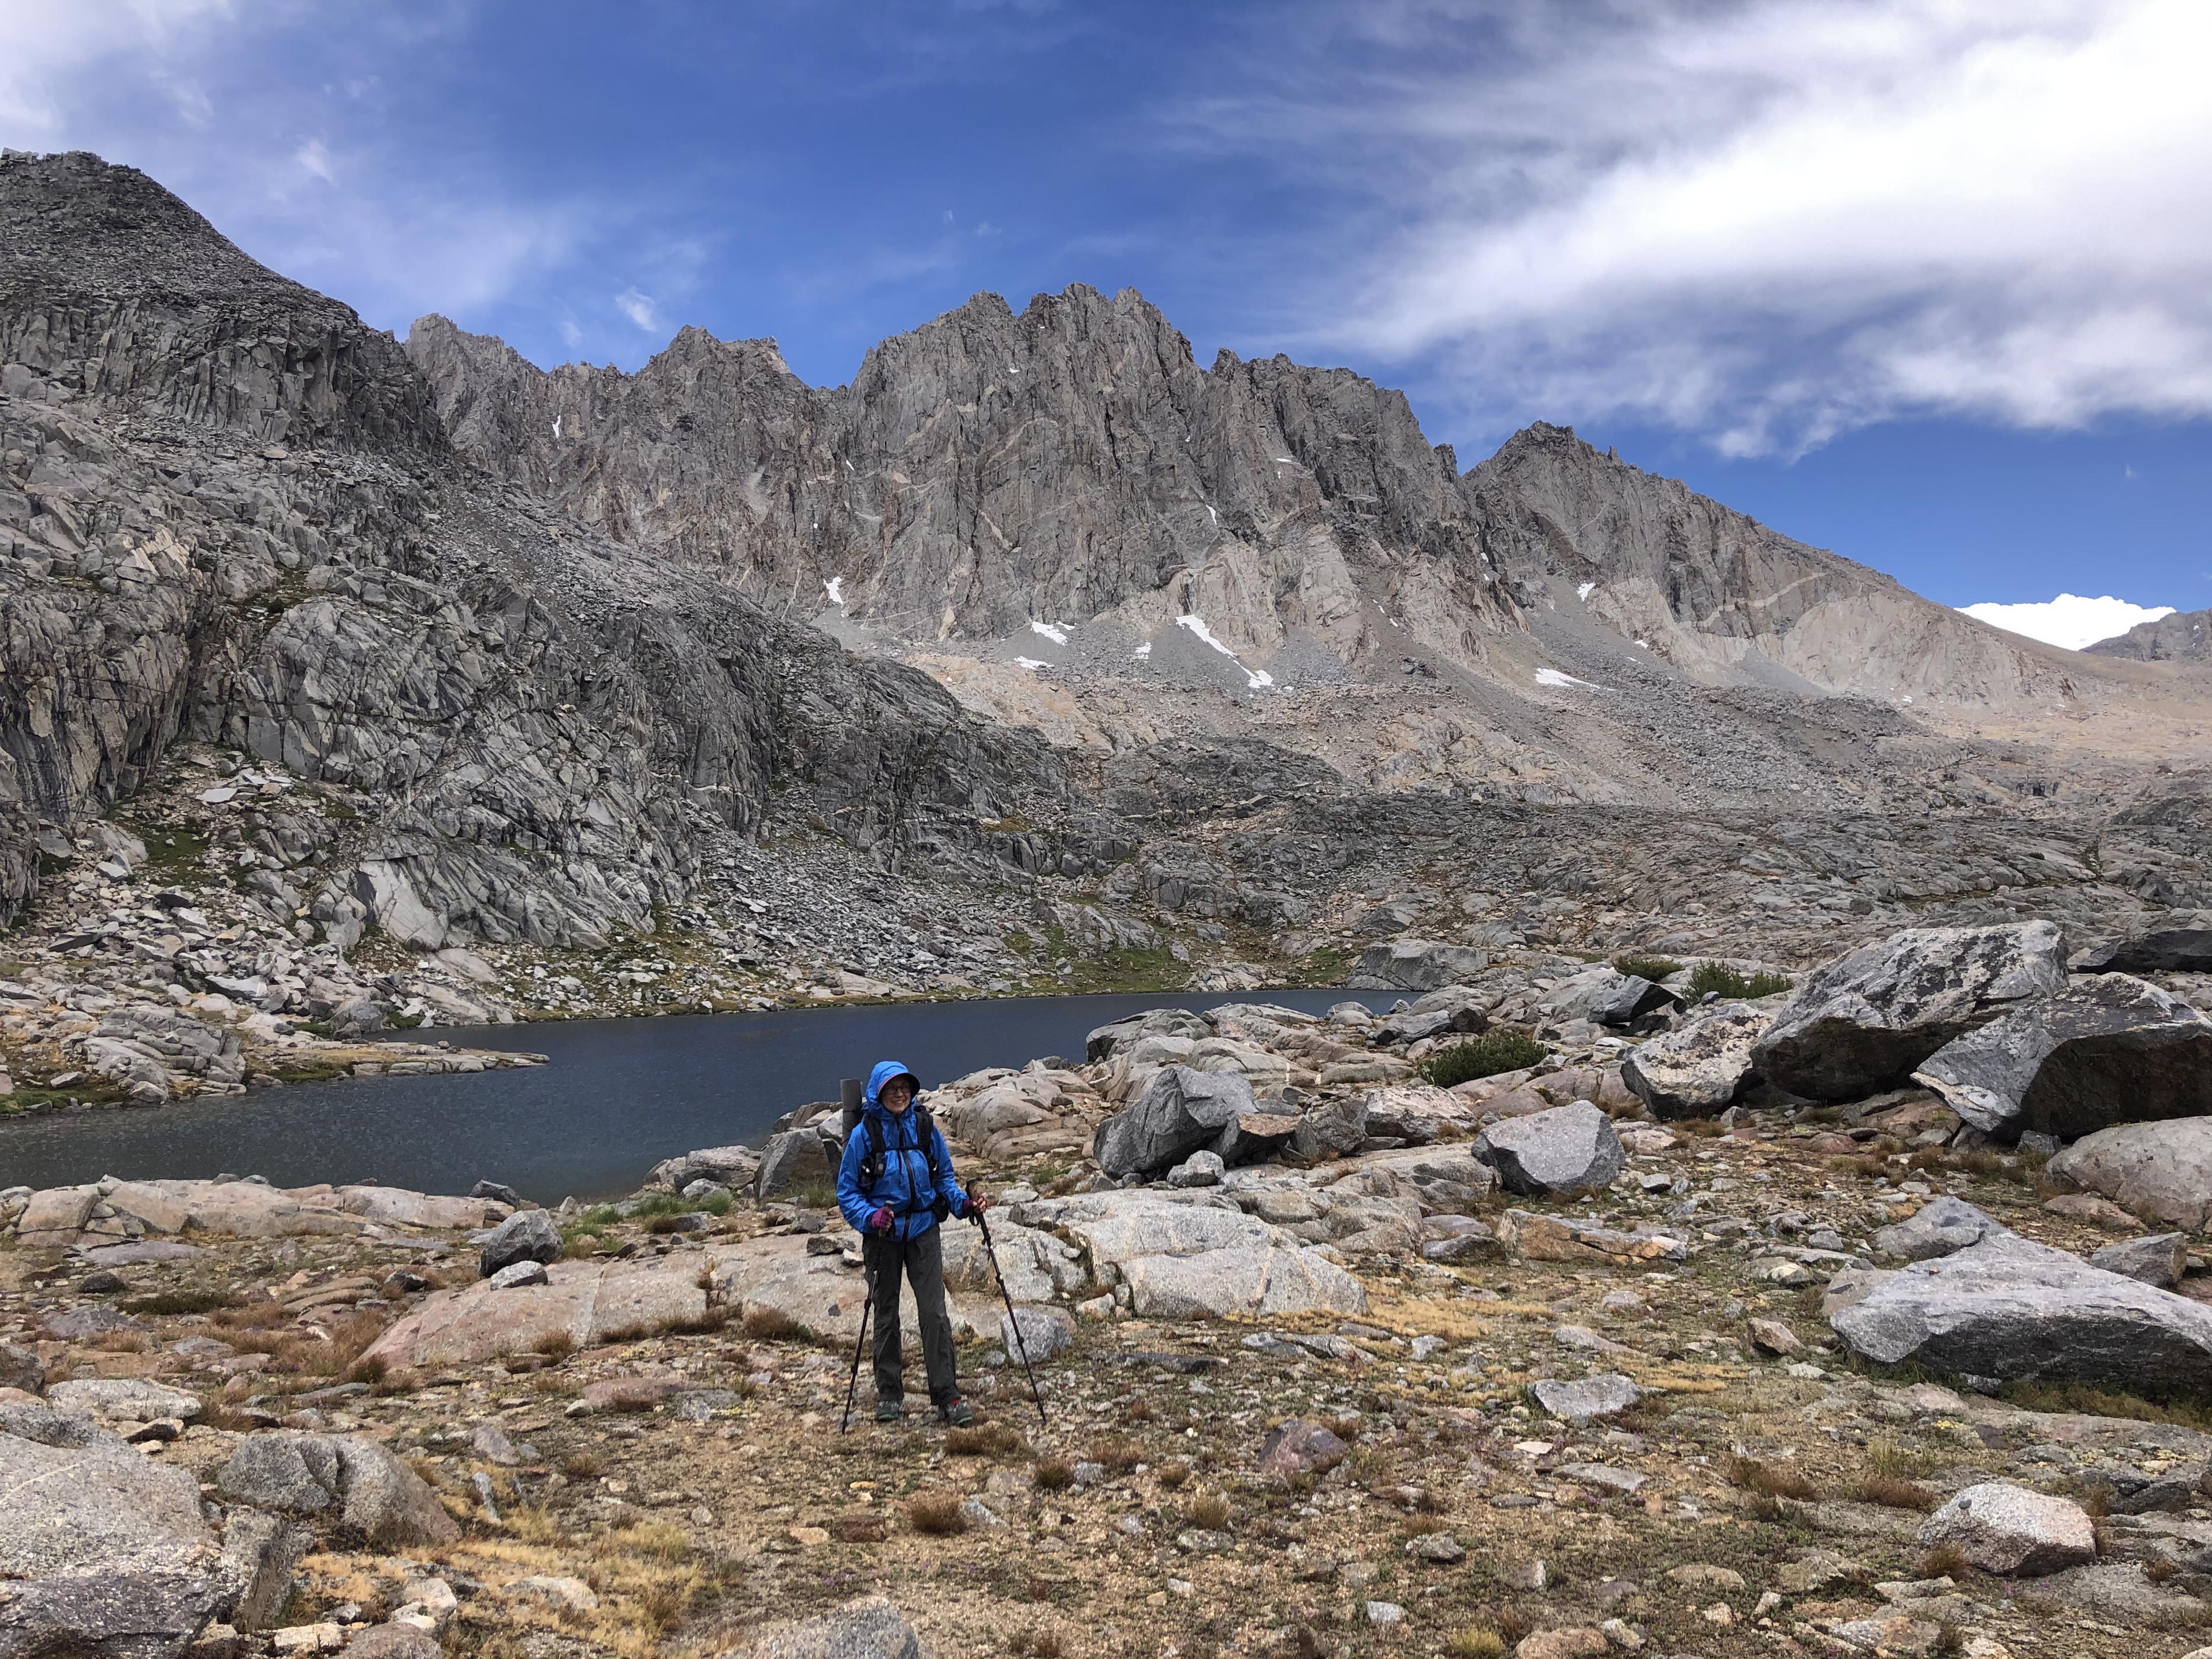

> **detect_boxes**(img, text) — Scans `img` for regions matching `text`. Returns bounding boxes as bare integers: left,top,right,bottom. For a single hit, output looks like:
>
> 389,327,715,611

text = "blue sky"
6,0,2210,633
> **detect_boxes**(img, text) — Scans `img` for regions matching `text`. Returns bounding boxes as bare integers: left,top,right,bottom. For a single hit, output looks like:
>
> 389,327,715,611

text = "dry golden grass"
1155,1460,1191,1491
906,1490,969,1535
1032,1456,1074,1492
1119,1396,1156,1424
1186,1491,1232,1531
1853,1475,1939,1512
531,1330,577,1360
1010,1629,1067,1658
944,1422,1025,1457
740,1306,805,1341
1089,1437,1142,1473
1918,1542,1970,1580
1725,1455,1819,1501
828,1511,887,1544
1446,1628,1507,1659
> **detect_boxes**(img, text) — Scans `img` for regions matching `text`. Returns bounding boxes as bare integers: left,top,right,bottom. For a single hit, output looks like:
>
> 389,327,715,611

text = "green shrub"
1613,954,1682,983
1417,1030,1547,1088
1688,962,1793,999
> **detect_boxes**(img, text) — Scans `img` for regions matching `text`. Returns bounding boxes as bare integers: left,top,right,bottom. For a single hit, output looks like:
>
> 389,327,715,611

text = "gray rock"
1913,973,2212,1141
1168,1150,1226,1188
1257,1418,1349,1475
1290,1094,1370,1162
2049,1118,2212,1230
2074,916,2212,974
469,1180,523,1207
0,1572,221,1659
646,1145,760,1193
1870,1195,2008,1262
1829,1228,2212,1393
750,1594,932,1659
1530,1374,1640,1423
1581,968,1684,1027
1092,1066,1256,1178
348,1625,445,1659
1350,940,1491,992
1917,1483,2095,1576
214,1432,460,1548
0,1340,46,1394
1751,922,2069,1102
41,1305,142,1341
217,1509,307,1632
755,1128,841,1198
478,1208,561,1277
1621,1002,1776,1119
486,1259,549,1289
0,1404,211,1580
2088,1233,2190,1289
999,1307,1074,1363
1211,1110,1300,1166
1086,1008,1209,1063
44,1379,202,1423
1474,1102,1623,1195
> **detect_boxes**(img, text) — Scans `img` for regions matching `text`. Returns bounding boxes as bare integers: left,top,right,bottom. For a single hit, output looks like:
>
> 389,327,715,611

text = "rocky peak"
2087,607,2211,663
0,150,445,456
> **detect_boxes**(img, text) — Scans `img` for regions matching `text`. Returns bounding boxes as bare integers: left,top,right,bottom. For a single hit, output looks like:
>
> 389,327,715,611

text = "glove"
866,1207,893,1235
962,1193,989,1220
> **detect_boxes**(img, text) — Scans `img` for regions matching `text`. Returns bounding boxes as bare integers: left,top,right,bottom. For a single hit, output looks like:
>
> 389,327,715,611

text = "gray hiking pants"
863,1224,959,1407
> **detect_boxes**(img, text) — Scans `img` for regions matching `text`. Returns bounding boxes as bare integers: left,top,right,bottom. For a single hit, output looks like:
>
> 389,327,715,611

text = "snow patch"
1959,593,2175,651
1175,615,1275,690
552,415,562,440
1014,656,1051,671
823,576,845,608
1246,668,1276,688
1634,639,1649,648
1133,641,1153,659
1206,505,1217,526
1029,619,1068,646
1534,667,1601,690
1576,581,1597,601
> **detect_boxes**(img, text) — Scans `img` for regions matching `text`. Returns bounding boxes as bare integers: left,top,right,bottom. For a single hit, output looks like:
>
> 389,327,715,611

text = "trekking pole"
839,1277,874,1434
974,1207,1047,1428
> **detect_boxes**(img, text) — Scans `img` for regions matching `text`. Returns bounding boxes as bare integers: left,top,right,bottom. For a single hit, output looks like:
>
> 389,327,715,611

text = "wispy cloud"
614,287,660,330
1187,0,2212,455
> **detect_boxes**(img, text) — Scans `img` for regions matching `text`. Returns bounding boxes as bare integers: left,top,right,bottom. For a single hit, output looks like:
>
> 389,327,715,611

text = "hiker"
836,1058,988,1426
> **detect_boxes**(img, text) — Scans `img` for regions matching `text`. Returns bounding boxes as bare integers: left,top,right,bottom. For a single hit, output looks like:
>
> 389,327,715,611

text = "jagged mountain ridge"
410,296,2132,717
2088,607,2211,663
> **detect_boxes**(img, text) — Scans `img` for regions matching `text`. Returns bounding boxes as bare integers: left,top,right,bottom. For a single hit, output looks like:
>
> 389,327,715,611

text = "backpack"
857,1106,952,1223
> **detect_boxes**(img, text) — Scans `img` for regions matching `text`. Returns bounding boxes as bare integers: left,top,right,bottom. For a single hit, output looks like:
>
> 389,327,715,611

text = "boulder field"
6,918,2212,1657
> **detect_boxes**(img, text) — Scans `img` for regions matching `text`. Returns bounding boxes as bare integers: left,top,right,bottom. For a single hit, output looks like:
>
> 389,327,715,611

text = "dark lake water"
0,989,1397,1202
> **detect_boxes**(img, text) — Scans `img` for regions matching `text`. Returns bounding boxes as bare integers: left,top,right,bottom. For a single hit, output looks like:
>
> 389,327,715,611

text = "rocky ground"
11,918,2212,1658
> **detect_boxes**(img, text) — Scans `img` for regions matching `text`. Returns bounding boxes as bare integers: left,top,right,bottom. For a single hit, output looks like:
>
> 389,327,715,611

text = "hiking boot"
938,1397,974,1427
874,1398,904,1423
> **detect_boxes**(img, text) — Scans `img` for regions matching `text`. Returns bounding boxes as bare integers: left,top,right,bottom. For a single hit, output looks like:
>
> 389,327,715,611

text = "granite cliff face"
0,151,1065,951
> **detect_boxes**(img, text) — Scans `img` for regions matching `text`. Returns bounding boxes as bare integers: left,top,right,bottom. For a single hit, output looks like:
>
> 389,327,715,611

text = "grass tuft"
1033,1456,1075,1492
1725,1456,1818,1501
1853,1475,1939,1512
1446,1629,1507,1659
741,1305,806,1341
1613,955,1682,983
1089,1437,1143,1473
1156,1460,1191,1491
906,1490,969,1535
1186,1491,1232,1531
1689,962,1793,999
945,1423,1025,1457
121,1287,235,1316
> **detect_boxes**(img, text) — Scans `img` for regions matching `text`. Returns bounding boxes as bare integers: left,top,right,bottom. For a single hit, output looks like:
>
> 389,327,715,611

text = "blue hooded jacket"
836,1059,969,1241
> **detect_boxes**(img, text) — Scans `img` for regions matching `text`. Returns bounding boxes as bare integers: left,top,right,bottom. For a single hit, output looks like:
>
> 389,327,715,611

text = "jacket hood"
863,1059,922,1113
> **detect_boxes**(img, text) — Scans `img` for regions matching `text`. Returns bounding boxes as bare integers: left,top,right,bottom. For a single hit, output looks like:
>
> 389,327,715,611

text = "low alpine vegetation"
1418,1029,1548,1088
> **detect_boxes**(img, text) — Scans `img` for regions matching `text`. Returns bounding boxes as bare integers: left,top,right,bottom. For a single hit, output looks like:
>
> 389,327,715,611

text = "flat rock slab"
1752,921,2068,1102
1914,973,2212,1140
44,1378,202,1423
0,1405,211,1580
705,1234,1003,1344
1031,1191,1368,1319
2076,917,2212,974
1829,1222,2212,1393
2049,1116,2212,1230
364,1255,711,1369
1530,1374,1640,1423
750,1594,932,1659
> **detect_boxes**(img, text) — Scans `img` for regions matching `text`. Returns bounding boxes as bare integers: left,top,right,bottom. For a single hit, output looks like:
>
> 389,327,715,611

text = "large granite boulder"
1092,1066,1254,1178
2075,916,2212,974
1751,922,2069,1102
1870,1195,2009,1263
214,1431,458,1548
755,1128,840,1198
363,1255,712,1369
1474,1102,1623,1195
646,1144,760,1192
750,1595,932,1659
1621,1002,1777,1118
1913,974,2212,1140
1086,1007,1209,1063
0,1573,221,1659
1917,1484,2095,1576
2047,1118,2212,1231
1350,940,1490,992
0,1404,213,1580
1289,1093,1369,1162
1827,1211,2212,1393
479,1208,562,1277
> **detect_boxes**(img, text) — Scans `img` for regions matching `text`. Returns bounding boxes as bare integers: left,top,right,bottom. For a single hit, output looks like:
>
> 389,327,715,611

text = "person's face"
880,1078,914,1114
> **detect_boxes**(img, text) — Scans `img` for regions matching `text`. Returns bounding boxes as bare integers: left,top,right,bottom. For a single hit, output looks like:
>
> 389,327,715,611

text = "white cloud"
1959,594,2174,651
1200,0,2212,455
293,137,334,183
614,287,661,330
